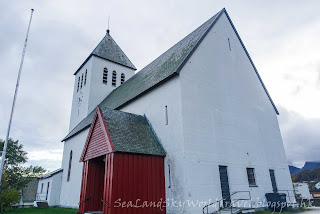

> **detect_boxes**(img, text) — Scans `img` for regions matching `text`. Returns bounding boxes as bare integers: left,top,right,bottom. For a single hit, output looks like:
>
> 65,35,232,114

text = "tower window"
77,77,80,92
112,71,117,87
121,73,125,84
67,150,73,182
84,70,87,86
103,68,108,84
80,74,84,89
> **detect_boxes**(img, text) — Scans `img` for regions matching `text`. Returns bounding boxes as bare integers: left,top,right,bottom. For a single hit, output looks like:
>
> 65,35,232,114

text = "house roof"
40,168,63,179
74,32,136,75
63,8,279,141
81,107,165,158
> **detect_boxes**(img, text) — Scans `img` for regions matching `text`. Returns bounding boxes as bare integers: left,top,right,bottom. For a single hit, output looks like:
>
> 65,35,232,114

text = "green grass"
5,207,78,214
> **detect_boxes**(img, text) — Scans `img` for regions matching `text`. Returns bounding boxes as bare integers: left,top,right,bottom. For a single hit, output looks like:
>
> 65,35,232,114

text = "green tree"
0,138,47,212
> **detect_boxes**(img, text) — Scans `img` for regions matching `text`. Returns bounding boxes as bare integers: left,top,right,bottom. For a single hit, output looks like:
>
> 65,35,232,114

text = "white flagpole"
0,9,35,186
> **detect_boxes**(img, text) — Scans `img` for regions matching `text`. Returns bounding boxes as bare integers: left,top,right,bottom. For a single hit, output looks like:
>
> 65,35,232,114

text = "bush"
0,187,20,211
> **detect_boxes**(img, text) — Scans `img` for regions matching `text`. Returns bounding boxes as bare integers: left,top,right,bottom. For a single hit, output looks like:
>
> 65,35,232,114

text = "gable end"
80,107,115,162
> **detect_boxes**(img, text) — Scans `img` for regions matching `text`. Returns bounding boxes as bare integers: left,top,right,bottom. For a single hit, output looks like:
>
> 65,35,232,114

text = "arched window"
84,70,87,86
112,71,117,87
80,74,84,89
67,150,72,182
77,77,80,92
121,73,125,84
103,68,108,84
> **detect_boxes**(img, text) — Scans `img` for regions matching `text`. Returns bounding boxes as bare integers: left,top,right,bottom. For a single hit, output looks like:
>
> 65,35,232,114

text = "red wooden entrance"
78,107,166,214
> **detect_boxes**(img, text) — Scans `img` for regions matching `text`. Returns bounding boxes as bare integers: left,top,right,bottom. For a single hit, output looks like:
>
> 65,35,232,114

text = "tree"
0,138,47,211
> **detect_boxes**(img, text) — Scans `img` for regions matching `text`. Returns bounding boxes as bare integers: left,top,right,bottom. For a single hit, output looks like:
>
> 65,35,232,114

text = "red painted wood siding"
103,153,166,214
83,115,113,161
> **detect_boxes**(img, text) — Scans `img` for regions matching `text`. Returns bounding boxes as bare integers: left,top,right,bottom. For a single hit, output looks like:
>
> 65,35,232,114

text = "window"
77,77,80,92
40,183,44,193
112,71,117,87
246,168,257,186
67,150,73,182
84,70,87,86
121,73,125,84
103,68,108,84
228,38,231,51
269,169,278,193
168,165,171,188
80,74,84,89
165,105,168,125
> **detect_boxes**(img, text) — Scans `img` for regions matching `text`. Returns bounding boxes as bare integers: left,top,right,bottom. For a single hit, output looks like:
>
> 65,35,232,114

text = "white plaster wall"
69,56,135,131
178,12,294,213
59,129,89,208
119,76,187,214
89,56,135,114
69,58,93,131
36,177,53,202
49,172,63,206
293,183,312,199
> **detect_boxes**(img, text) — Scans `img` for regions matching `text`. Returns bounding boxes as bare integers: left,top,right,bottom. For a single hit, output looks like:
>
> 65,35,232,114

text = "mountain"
289,165,302,175
292,168,320,183
289,161,320,175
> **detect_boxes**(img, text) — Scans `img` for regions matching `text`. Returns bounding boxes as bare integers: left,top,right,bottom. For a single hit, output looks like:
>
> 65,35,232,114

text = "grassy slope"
6,207,78,214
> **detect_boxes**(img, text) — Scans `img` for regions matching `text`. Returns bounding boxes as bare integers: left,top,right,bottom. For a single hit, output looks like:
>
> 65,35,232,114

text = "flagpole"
0,9,34,185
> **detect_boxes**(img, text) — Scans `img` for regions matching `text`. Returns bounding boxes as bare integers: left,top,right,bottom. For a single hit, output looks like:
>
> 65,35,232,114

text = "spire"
92,34,136,70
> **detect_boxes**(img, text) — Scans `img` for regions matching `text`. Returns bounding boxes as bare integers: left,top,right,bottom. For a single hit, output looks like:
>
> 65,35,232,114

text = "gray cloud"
278,106,320,167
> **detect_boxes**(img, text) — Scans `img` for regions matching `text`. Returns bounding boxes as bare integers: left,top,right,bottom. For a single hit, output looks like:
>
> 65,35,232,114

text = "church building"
58,8,294,214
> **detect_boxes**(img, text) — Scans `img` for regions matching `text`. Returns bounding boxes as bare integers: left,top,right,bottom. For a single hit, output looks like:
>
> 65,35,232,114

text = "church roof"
63,8,279,141
80,107,165,157
74,32,136,75
102,107,165,156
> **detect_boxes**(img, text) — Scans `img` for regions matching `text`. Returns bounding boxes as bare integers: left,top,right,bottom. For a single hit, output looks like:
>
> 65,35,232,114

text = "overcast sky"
1,0,320,171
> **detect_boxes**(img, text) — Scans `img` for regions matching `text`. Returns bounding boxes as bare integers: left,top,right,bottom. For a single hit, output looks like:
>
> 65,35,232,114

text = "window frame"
112,70,117,87
103,67,108,84
67,150,73,182
246,168,257,187
84,70,87,86
121,73,125,84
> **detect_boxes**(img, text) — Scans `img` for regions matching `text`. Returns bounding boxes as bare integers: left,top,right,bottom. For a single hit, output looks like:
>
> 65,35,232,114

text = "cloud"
278,106,320,167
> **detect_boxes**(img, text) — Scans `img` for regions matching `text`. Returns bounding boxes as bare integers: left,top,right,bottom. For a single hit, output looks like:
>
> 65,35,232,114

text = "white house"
35,169,63,207
58,8,294,214
315,182,320,189
293,183,312,200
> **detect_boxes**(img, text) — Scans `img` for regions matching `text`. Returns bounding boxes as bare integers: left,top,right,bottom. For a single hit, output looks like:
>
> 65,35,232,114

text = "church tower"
69,30,136,131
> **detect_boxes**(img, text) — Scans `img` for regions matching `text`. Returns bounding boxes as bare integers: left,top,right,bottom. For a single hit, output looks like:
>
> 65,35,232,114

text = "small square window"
246,168,257,186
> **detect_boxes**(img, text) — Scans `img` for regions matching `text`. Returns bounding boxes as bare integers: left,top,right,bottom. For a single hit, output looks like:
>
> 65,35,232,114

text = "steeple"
74,32,136,75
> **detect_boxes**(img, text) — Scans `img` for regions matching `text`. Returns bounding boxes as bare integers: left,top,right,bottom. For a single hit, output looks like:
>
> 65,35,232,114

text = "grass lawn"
5,207,78,214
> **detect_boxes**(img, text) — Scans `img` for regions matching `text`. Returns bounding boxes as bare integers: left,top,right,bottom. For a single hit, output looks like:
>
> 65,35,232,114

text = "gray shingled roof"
64,8,279,141
100,108,165,156
99,10,223,109
75,32,136,75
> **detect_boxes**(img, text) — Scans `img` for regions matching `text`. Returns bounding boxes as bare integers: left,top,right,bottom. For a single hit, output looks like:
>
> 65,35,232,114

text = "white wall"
36,172,63,206
36,177,52,202
178,12,294,213
69,56,135,131
293,183,312,199
59,129,89,208
119,76,187,214
69,58,93,131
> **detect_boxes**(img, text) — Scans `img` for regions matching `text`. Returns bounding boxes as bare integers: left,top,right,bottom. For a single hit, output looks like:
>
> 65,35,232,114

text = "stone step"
36,201,49,208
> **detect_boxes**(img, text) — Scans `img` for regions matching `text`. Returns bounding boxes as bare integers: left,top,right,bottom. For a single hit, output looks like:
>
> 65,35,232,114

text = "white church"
56,8,294,214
